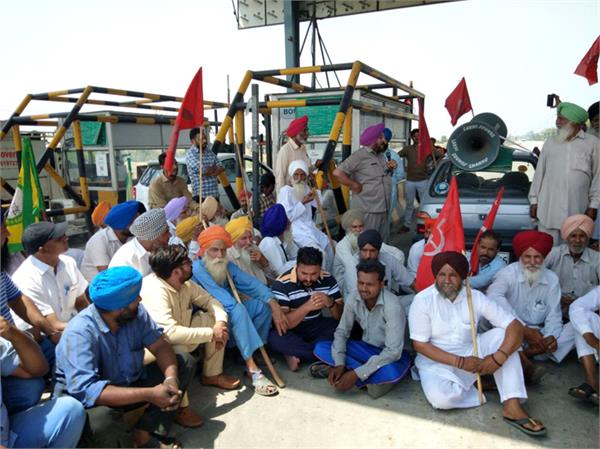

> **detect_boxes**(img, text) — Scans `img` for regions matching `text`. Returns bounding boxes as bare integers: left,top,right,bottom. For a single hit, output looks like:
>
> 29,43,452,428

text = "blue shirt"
54,304,162,408
466,252,507,291
1,338,20,447
0,273,20,324
192,259,273,313
185,145,222,199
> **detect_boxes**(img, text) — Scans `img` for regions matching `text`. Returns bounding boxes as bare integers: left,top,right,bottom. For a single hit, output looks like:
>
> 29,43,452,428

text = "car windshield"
430,151,535,199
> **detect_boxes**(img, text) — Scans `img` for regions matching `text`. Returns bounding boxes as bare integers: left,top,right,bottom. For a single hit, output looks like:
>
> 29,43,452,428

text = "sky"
1,0,598,140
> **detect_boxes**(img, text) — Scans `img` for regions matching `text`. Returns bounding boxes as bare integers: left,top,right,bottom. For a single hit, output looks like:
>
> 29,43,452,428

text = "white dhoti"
415,328,528,409
574,313,600,360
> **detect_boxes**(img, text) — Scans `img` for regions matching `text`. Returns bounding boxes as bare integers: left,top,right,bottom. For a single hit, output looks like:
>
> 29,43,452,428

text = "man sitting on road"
269,247,342,373
314,260,412,399
176,215,202,261
109,208,171,276
567,286,600,406
487,231,575,384
409,251,546,437
545,214,599,318
164,196,191,246
191,226,287,396
54,266,198,448
466,230,507,292
258,204,298,277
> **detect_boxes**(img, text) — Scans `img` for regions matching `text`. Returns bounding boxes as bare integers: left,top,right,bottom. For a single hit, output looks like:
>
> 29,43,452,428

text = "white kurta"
258,236,297,276
277,184,333,270
529,131,600,230
487,262,574,362
81,227,126,282
409,285,526,409
569,286,600,359
407,239,426,277
109,237,151,276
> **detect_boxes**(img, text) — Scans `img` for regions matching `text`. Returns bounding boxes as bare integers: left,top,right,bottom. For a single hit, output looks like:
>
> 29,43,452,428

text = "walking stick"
465,276,484,405
308,178,336,255
224,271,286,388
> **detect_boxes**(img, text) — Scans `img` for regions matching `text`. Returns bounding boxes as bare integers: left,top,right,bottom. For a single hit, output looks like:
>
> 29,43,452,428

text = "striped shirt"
272,267,342,321
0,272,20,324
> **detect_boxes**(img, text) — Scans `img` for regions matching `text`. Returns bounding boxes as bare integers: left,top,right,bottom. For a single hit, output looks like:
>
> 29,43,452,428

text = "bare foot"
284,355,300,372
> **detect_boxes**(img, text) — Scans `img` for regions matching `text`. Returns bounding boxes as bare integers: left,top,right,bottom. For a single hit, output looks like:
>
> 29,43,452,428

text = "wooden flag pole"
465,276,484,405
311,186,336,255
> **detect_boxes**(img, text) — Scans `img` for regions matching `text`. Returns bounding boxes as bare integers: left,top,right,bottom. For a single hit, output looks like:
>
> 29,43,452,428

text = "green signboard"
80,122,106,146
295,95,342,136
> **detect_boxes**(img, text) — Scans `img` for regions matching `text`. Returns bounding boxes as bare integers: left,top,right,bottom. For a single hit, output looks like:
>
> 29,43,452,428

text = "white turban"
288,159,309,178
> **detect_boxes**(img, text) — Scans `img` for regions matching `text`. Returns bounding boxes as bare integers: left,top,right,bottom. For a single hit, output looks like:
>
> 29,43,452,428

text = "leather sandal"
201,374,241,390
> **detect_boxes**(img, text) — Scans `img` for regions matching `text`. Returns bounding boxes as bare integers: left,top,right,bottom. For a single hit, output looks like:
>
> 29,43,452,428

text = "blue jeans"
2,376,45,414
314,339,412,387
268,317,338,361
10,396,86,448
403,179,428,226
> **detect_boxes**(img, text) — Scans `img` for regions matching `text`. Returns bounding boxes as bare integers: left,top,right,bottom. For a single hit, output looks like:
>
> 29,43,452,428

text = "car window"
138,163,188,186
221,157,237,184
430,158,535,199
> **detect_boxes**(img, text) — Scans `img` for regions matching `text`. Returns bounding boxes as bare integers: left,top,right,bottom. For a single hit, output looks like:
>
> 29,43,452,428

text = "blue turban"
360,123,385,147
383,128,392,141
261,204,288,237
89,266,142,311
104,201,139,231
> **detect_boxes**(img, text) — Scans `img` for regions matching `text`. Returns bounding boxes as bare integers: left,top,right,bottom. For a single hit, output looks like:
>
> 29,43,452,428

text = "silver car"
416,148,538,256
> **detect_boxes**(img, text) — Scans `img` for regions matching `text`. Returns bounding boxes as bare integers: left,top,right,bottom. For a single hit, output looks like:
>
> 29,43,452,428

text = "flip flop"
503,417,547,437
308,362,330,379
568,383,598,405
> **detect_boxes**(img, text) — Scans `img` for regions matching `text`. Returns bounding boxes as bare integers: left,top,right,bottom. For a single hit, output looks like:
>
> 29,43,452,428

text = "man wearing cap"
314,260,412,399
544,214,599,318
142,245,241,395
226,216,276,285
176,216,202,260
186,127,224,203
278,159,334,271
258,204,298,276
109,208,171,277
54,266,198,447
466,230,507,292
398,129,428,234
149,152,195,209
529,101,600,244
487,231,575,381
81,200,139,282
333,123,397,242
409,251,546,436
258,172,277,217
12,222,89,338
274,115,313,192
192,226,286,396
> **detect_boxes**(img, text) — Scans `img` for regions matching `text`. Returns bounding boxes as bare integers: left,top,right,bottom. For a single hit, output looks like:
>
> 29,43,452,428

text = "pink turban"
560,214,594,240
360,123,385,147
286,116,308,138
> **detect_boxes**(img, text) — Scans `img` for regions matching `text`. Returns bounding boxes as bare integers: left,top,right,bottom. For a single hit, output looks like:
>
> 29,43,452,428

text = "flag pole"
465,276,484,405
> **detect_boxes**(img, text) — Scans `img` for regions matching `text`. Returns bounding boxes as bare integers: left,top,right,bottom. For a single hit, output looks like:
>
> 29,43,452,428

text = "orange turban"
197,225,233,256
512,230,553,258
225,216,253,243
92,201,111,227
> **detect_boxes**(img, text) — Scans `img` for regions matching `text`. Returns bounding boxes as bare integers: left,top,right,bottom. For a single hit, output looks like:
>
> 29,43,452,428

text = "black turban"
358,229,383,251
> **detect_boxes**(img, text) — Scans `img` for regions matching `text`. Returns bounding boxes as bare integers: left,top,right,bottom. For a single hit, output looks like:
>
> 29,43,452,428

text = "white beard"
520,262,542,285
205,255,228,285
213,217,229,227
347,233,359,253
557,124,574,143
292,181,307,202
239,246,253,267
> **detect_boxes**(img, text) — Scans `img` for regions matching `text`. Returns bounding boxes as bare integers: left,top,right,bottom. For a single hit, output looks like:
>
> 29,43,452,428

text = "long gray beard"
292,181,307,202
520,262,542,285
205,256,228,285
239,247,253,267
347,233,359,253
557,125,574,143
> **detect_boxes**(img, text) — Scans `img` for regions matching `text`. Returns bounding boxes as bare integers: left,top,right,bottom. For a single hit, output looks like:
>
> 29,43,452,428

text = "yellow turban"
202,196,219,221
225,216,253,243
92,201,111,227
176,216,201,244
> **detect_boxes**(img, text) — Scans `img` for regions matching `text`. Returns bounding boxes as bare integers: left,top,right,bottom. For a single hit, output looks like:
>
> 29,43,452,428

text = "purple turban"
164,196,188,222
360,123,385,147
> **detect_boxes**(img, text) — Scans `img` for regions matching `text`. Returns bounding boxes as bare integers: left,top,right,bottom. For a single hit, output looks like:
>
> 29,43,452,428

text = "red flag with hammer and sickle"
415,176,465,291
574,35,600,85
164,67,204,175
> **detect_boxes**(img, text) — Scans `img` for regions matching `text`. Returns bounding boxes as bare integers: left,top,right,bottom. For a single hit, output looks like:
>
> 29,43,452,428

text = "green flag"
6,137,45,253
125,157,134,201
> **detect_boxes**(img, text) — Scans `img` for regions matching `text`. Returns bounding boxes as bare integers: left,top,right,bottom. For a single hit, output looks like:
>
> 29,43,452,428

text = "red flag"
469,187,504,275
417,98,433,164
574,35,600,85
165,67,204,175
415,177,465,291
445,77,473,126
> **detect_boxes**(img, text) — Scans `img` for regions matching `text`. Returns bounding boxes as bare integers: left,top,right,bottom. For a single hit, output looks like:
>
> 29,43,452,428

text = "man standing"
382,128,406,226
269,247,342,372
314,260,411,399
192,226,286,396
529,102,599,244
274,115,312,192
398,129,428,234
409,251,546,436
81,200,139,282
148,153,194,209
587,101,599,138
258,204,298,276
109,208,171,276
333,123,396,241
545,214,599,320
466,230,507,292
278,160,333,270
54,266,198,447
487,231,575,380
142,245,240,393
186,127,224,203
